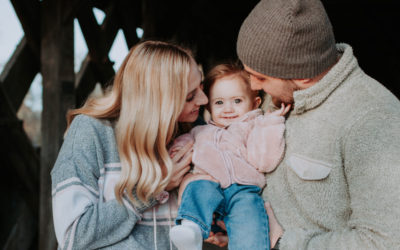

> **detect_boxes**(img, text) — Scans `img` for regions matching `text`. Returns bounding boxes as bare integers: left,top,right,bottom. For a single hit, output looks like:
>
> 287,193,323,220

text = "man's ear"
253,96,262,109
293,78,314,89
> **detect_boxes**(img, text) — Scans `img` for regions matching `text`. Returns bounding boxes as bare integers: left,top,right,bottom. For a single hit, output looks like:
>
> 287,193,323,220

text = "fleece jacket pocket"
287,154,331,181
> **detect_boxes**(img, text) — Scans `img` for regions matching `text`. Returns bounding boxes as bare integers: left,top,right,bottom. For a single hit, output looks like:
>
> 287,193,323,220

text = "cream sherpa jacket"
171,109,285,188
265,44,400,249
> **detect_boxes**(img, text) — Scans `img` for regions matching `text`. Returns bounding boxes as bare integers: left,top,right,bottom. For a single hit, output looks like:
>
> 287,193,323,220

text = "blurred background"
0,0,398,249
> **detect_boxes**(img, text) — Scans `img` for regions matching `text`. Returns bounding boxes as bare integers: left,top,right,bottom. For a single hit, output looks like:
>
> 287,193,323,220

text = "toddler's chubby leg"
170,219,202,250
224,184,270,250
172,180,224,249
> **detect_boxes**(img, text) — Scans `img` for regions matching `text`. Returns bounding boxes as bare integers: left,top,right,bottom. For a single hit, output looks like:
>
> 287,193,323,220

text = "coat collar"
292,44,360,115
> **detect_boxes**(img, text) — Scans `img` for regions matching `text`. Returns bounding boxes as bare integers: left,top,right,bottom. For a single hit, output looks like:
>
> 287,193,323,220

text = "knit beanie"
237,0,337,79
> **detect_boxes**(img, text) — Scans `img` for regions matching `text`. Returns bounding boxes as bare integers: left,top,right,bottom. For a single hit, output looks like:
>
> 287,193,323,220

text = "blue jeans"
176,180,270,250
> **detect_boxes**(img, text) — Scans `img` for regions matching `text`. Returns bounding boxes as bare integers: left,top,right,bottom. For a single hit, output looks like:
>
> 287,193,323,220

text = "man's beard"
271,95,294,108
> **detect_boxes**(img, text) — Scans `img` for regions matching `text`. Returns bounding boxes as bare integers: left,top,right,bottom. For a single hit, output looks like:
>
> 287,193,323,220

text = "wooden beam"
0,83,40,211
40,0,75,249
76,3,105,62
61,0,83,25
2,190,37,250
74,56,115,107
74,58,97,106
74,2,119,105
0,37,40,112
116,0,141,48
77,2,120,58
10,0,40,57
0,85,39,249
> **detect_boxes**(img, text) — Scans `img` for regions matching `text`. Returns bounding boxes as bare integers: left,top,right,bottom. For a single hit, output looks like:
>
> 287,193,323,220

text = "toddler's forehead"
212,75,255,97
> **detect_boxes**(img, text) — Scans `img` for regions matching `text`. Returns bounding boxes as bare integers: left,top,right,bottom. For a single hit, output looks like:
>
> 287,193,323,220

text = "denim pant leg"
175,180,224,239
223,184,270,250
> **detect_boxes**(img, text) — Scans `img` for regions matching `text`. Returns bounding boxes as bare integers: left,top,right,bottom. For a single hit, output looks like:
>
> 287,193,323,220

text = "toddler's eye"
215,100,223,105
234,99,242,104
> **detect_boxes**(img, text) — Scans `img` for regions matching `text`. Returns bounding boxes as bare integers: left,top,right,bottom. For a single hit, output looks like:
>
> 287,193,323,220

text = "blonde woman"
51,40,208,250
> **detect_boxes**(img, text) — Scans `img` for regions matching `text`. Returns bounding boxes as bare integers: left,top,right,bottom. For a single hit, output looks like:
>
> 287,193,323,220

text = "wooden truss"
0,0,145,249
1,0,398,249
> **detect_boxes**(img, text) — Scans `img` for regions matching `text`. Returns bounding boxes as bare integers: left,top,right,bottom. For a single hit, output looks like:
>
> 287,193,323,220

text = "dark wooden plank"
75,2,119,105
2,195,37,250
0,37,40,112
10,0,40,57
61,0,83,25
76,3,105,61
98,3,120,48
77,2,120,56
74,57,98,106
40,0,75,249
116,0,141,48
0,85,39,250
74,55,115,107
0,119,40,215
0,66,39,214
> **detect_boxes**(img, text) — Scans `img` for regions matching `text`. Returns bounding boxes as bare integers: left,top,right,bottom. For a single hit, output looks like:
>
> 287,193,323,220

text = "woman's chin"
178,113,199,123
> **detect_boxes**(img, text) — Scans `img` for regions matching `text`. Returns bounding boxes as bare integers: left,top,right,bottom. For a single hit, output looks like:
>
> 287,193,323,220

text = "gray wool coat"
264,44,400,250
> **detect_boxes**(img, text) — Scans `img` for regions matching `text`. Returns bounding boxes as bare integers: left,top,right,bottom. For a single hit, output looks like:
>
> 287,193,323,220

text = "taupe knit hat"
237,0,337,79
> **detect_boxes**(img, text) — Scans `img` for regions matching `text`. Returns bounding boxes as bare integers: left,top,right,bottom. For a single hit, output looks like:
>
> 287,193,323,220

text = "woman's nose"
195,89,208,106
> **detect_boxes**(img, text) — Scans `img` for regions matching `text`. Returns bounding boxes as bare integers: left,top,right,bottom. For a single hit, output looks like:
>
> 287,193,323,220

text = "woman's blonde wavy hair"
66,40,191,204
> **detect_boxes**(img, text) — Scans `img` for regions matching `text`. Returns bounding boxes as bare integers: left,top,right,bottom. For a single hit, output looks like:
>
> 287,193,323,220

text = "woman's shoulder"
68,115,113,137
72,114,112,128
54,115,119,172
64,115,117,155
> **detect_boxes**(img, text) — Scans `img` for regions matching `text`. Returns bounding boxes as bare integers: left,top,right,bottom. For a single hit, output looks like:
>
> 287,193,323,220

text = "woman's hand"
265,202,283,248
165,142,193,191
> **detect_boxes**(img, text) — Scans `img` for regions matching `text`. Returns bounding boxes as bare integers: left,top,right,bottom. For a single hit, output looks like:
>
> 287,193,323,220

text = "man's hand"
265,202,283,248
205,219,228,247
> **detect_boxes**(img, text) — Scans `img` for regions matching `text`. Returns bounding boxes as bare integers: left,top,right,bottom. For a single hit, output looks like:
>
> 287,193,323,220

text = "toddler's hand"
269,103,291,116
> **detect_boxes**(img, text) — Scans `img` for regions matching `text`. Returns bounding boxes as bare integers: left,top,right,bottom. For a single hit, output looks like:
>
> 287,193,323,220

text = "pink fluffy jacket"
171,109,286,188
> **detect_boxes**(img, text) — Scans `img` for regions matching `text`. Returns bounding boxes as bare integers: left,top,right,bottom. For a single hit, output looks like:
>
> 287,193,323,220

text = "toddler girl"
169,62,289,250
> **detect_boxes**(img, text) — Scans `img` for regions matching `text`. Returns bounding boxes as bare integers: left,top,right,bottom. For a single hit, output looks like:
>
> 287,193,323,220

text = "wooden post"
40,0,75,249
0,37,39,111
0,86,39,250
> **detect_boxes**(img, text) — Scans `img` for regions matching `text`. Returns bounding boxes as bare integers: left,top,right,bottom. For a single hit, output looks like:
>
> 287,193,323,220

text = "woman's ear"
253,96,262,109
